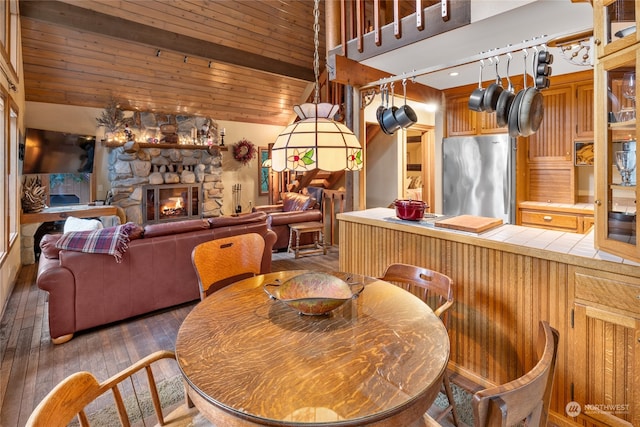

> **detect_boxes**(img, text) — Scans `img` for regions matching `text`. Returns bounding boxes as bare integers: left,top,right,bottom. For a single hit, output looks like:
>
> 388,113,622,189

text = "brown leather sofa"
253,192,323,251
36,212,277,344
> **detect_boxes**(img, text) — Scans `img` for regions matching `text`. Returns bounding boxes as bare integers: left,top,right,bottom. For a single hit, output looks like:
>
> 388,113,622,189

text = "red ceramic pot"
394,199,427,221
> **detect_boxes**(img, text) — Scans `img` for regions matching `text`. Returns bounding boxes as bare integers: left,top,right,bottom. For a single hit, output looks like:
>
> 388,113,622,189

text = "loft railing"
331,0,470,63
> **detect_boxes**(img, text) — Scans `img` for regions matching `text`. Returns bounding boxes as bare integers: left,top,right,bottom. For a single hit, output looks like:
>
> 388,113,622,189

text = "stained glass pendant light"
271,0,362,172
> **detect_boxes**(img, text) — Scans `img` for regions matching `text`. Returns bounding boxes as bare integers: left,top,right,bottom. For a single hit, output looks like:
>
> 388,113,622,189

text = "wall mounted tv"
22,128,96,174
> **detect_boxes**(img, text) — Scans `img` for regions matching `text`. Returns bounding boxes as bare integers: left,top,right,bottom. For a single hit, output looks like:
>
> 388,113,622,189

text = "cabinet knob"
594,200,602,206
543,215,553,222
594,38,601,46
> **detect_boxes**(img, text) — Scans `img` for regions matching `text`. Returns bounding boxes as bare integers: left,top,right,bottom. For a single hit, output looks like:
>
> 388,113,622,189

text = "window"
9,105,17,243
0,95,6,257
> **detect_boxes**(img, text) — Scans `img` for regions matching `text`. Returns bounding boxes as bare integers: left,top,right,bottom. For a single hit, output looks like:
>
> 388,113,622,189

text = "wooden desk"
175,270,449,427
21,204,118,224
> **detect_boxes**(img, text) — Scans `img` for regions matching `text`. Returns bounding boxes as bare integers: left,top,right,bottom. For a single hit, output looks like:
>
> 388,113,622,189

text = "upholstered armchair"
253,192,323,251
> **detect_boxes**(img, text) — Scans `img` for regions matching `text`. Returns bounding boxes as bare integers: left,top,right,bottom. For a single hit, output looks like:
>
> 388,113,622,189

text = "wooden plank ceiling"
19,0,326,127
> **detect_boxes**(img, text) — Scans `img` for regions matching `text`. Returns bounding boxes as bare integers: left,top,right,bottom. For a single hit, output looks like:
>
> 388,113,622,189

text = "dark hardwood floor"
0,249,339,427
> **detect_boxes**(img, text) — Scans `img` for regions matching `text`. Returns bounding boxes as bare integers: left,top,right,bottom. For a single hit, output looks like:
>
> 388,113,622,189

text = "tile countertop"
338,208,640,269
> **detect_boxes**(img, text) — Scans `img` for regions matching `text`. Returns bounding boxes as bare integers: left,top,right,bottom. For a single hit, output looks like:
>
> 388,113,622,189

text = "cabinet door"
479,110,503,134
573,305,639,427
594,45,639,261
593,0,638,59
528,85,574,163
575,82,595,139
446,95,477,136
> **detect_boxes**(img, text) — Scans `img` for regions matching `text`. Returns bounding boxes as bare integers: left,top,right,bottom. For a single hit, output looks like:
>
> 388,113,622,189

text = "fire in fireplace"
143,184,202,224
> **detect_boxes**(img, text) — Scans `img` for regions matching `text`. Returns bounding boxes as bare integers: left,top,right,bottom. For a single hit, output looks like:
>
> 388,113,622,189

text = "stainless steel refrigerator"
442,134,516,224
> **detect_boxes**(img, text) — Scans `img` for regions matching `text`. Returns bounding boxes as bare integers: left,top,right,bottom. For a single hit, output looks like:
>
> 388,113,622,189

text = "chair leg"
434,373,460,427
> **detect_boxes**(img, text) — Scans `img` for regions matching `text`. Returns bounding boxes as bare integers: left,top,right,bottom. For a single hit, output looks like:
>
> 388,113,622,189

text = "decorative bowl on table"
394,199,428,221
264,272,363,315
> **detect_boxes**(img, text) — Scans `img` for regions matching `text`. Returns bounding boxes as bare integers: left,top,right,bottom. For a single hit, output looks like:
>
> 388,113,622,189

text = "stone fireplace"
100,111,226,225
108,145,223,225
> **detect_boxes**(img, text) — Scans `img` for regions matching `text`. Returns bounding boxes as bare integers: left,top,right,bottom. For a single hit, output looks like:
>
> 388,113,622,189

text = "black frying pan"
468,60,486,112
483,57,503,112
518,50,544,136
496,53,515,127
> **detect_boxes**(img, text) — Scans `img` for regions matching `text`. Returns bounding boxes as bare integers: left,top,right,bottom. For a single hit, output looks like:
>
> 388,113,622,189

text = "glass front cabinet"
594,0,639,261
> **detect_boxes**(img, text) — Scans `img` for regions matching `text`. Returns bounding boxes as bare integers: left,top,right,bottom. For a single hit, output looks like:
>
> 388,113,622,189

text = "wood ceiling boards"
19,0,325,126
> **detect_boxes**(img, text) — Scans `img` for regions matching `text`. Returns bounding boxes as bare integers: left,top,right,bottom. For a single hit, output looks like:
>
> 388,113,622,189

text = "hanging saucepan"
394,79,418,128
518,47,544,136
381,82,402,135
468,59,486,112
496,52,515,128
483,56,504,112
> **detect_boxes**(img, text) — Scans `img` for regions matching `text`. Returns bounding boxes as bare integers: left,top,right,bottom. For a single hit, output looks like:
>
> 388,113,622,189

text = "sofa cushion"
143,219,210,238
121,222,144,240
282,192,314,212
63,216,104,233
40,234,62,259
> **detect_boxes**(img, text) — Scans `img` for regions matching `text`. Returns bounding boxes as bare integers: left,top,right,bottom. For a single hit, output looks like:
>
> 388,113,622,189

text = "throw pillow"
39,234,62,259
282,192,313,212
63,216,104,234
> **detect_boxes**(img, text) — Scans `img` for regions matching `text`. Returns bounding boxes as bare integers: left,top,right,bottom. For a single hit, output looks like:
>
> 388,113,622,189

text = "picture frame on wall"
258,147,270,195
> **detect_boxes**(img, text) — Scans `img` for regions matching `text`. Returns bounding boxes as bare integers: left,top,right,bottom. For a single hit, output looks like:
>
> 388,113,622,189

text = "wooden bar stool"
288,221,327,258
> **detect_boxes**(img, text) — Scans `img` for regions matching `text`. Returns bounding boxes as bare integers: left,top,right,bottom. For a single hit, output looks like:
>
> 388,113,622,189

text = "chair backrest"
472,320,560,427
26,350,182,427
192,233,265,299
379,263,454,324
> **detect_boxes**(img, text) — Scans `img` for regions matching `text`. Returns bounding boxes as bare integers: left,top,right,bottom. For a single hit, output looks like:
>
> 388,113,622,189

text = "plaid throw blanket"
55,224,132,263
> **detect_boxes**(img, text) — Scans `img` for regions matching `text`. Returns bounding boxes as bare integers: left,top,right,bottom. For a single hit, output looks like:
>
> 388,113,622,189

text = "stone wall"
108,146,223,224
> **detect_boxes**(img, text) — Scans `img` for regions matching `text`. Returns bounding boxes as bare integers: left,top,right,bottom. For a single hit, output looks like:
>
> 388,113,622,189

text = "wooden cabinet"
519,202,594,233
528,85,574,163
593,0,639,262
572,268,640,427
575,81,595,139
446,94,477,136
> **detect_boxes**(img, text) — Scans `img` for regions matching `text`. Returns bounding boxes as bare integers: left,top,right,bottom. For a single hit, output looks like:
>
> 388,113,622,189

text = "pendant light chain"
313,0,320,104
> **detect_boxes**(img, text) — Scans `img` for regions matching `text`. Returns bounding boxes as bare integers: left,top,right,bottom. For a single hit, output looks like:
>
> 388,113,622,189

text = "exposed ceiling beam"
19,0,315,82
328,54,440,103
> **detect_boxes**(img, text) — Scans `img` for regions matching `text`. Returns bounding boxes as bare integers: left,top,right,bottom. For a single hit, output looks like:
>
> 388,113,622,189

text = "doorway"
404,126,435,212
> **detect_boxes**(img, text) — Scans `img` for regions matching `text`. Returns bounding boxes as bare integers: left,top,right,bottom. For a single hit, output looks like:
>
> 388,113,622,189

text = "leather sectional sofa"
36,212,277,344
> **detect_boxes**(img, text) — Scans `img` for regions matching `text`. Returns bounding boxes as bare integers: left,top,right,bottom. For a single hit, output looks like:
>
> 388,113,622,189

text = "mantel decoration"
96,98,125,133
232,138,257,165
270,0,362,172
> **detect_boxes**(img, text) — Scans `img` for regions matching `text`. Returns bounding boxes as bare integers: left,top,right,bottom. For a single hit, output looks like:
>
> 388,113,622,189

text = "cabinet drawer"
521,211,578,231
575,272,640,316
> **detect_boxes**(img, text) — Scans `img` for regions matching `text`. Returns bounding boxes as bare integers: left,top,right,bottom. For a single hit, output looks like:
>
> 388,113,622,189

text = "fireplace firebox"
143,184,202,224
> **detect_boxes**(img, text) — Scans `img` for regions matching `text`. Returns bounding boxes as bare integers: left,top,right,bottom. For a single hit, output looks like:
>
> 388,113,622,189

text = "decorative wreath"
232,138,257,165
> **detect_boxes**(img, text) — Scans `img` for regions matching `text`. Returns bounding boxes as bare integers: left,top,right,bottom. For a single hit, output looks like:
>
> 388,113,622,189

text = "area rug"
432,383,474,427
69,375,186,427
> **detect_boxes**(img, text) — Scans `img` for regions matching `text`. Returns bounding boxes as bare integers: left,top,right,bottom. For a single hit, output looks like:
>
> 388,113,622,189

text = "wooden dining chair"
192,233,265,300
472,320,559,427
379,263,459,427
25,350,210,427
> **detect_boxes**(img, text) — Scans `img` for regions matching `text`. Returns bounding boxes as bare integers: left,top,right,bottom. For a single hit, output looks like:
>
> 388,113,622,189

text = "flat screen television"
22,128,96,174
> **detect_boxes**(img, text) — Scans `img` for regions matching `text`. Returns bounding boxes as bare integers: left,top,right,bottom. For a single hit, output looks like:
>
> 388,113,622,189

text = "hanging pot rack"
359,27,593,99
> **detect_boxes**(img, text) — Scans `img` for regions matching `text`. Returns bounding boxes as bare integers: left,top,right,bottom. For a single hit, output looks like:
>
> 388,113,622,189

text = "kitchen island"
338,208,639,427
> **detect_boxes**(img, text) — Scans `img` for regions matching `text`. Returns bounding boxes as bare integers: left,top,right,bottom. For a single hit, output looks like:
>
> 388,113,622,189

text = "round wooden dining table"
175,270,450,427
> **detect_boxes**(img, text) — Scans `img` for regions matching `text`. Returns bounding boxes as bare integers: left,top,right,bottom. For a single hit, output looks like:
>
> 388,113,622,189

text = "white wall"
363,92,437,209
24,102,285,215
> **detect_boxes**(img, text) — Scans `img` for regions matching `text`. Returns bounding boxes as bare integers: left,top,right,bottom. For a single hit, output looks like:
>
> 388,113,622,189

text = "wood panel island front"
338,208,639,427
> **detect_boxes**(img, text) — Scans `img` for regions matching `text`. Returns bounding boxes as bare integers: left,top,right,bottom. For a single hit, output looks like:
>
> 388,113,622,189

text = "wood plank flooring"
0,250,339,427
